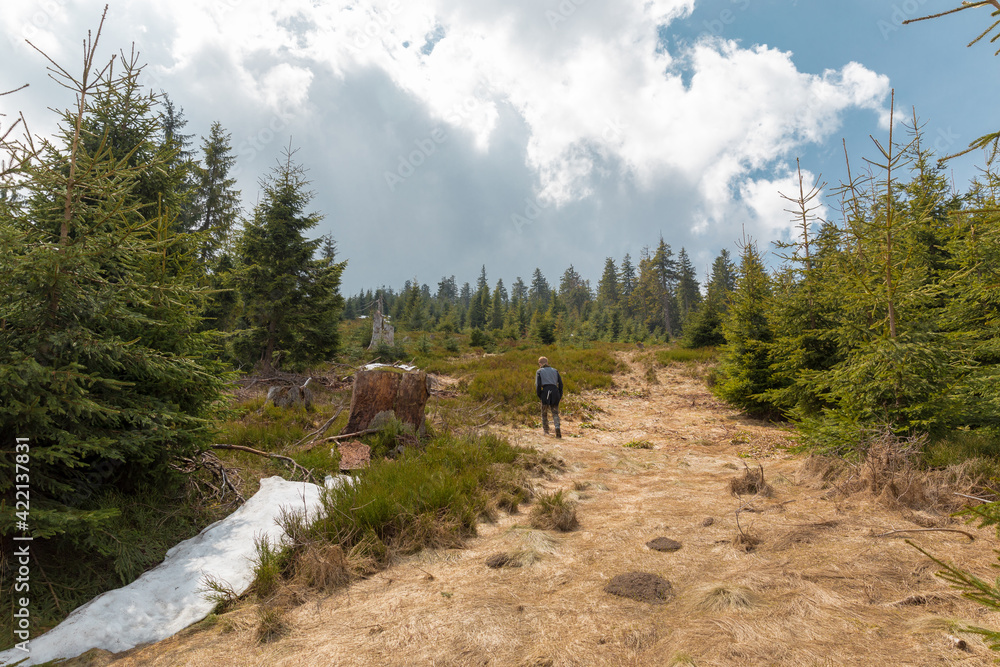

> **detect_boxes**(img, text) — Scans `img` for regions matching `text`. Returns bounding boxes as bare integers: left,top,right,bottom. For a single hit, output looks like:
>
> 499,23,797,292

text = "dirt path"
103,352,1000,666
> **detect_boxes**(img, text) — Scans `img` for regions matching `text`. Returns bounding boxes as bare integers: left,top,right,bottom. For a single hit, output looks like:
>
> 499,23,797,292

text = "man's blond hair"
538,356,548,366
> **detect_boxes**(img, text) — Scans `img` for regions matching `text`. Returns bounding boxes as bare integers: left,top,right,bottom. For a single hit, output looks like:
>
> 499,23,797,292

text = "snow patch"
362,362,417,371
0,475,348,666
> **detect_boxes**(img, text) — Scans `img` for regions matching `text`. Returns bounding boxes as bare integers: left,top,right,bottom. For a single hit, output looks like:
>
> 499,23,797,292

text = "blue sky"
1,1,998,295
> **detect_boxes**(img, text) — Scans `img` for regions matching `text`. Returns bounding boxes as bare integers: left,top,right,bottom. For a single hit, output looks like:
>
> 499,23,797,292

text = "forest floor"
79,352,1000,666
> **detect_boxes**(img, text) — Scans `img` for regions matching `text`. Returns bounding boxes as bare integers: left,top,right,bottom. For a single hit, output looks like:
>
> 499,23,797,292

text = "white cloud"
0,0,893,290
740,166,829,241
10,1,887,222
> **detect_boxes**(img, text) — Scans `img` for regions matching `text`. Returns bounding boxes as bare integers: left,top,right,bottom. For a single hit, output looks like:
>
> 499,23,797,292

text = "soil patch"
645,537,682,552
604,572,674,604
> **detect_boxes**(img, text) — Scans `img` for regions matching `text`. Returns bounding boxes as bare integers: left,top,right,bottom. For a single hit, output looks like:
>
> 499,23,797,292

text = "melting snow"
0,475,347,666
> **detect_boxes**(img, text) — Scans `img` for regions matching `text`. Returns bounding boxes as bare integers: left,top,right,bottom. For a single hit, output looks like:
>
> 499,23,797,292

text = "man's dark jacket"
536,365,563,406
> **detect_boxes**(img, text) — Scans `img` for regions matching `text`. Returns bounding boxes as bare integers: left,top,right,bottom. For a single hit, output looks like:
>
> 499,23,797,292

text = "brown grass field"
76,351,1000,666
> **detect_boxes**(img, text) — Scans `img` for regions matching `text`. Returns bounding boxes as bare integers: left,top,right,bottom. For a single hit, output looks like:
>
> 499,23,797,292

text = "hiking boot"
543,425,550,434
555,428,562,439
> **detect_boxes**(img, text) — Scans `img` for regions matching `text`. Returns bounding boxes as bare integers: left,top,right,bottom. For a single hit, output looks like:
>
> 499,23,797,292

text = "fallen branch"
323,428,381,443
173,451,245,503
876,528,976,541
210,444,317,485
292,406,345,450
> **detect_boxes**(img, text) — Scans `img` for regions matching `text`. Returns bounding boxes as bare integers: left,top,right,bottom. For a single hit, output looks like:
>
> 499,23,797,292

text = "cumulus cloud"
741,166,829,241
0,0,891,290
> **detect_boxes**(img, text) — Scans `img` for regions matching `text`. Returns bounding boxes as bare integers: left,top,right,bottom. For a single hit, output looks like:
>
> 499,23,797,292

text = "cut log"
343,369,431,435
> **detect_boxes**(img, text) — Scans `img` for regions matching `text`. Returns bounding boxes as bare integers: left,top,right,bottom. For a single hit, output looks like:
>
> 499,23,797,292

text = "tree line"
345,241,737,347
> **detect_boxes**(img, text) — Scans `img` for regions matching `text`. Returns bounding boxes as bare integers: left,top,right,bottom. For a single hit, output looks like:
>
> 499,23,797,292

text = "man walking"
535,356,563,438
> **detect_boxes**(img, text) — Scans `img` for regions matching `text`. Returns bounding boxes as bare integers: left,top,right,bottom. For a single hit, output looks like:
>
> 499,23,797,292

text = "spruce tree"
0,21,227,539
653,238,680,336
620,253,637,316
193,121,241,262
489,279,507,330
529,268,551,310
236,147,345,372
675,248,701,323
715,238,777,415
597,257,621,307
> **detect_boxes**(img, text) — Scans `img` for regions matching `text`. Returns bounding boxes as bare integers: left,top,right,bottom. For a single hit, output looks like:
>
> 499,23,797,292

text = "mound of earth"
604,572,674,604
646,537,682,552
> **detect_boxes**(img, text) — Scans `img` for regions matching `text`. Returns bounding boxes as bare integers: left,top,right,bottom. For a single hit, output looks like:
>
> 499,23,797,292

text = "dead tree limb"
210,444,317,485
292,406,345,450
323,428,381,443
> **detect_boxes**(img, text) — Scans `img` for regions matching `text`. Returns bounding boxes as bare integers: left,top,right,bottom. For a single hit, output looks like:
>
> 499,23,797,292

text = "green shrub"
373,341,408,362
363,413,418,459
469,328,492,348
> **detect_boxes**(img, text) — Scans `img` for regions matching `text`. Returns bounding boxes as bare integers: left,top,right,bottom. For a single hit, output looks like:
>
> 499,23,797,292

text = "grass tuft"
530,490,579,532
244,432,539,598
729,463,774,498
624,439,654,450
696,584,758,612
255,604,289,644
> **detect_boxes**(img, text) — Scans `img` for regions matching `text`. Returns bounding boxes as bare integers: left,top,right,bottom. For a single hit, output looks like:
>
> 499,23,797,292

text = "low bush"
656,347,718,365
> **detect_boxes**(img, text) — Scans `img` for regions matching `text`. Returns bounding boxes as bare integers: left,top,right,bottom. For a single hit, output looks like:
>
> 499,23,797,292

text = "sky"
2,1,999,296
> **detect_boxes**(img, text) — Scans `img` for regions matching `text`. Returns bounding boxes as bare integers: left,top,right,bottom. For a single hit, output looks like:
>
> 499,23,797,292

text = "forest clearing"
7,4,1000,666
58,350,1000,667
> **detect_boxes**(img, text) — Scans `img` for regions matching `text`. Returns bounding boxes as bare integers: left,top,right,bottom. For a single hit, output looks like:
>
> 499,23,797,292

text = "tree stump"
343,370,430,435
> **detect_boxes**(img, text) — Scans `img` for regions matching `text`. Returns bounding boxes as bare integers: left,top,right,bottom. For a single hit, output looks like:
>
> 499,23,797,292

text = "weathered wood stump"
343,369,430,435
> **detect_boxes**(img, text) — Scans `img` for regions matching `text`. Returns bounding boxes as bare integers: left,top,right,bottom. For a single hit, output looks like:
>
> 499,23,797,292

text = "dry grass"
694,584,759,612
728,462,774,498
292,543,351,592
530,490,580,532
254,605,289,644
100,350,1000,666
